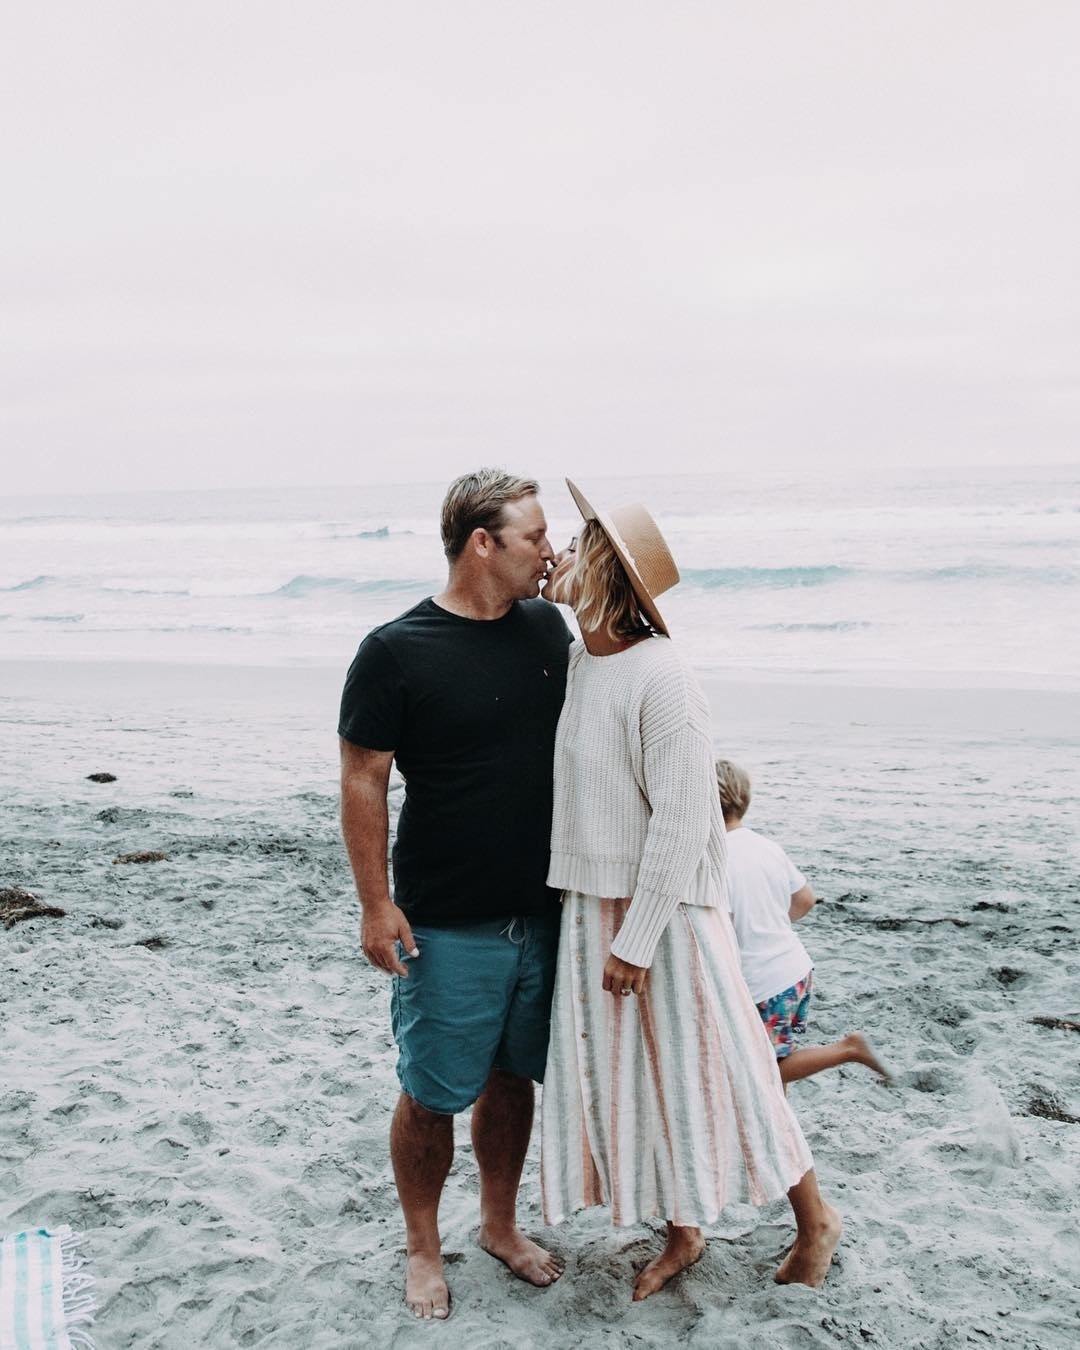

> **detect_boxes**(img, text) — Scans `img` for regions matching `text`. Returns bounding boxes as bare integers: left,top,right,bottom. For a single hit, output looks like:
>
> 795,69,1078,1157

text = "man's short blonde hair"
440,468,541,561
572,519,655,643
715,759,752,822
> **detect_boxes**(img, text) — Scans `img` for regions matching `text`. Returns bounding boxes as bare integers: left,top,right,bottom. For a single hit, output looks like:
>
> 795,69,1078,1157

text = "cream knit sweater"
547,635,729,968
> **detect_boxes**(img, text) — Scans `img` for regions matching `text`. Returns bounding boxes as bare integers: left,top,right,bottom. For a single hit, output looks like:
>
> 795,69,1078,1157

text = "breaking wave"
682,566,852,588
270,575,435,598
744,620,873,632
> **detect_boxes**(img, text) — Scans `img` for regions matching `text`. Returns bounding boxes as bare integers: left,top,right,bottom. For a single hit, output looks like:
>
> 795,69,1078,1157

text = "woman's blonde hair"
715,759,752,823
572,519,655,643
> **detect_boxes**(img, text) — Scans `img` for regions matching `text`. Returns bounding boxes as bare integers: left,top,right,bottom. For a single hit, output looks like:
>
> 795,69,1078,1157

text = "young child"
716,759,890,1086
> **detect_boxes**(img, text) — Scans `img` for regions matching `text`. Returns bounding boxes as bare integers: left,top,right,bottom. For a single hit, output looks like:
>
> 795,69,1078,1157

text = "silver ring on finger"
621,986,632,996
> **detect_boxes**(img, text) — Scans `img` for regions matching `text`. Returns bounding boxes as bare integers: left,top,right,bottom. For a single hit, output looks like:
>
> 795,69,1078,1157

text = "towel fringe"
56,1225,98,1349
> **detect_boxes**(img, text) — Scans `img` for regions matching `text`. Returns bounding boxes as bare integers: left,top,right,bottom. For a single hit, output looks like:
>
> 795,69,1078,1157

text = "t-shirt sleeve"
337,633,405,750
784,849,807,894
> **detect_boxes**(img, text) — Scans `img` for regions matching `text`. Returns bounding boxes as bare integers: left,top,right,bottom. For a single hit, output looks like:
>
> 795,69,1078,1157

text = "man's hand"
362,901,419,977
602,952,648,998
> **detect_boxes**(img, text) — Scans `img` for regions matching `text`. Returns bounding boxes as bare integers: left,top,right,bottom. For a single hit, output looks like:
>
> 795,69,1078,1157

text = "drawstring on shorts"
500,916,526,945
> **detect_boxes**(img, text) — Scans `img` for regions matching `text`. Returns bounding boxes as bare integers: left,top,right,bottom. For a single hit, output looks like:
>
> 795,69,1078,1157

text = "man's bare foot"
632,1226,706,1301
845,1032,893,1083
478,1225,564,1287
774,1203,842,1289
405,1251,450,1320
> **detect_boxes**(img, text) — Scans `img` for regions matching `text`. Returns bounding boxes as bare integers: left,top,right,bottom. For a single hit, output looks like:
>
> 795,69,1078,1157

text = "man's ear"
471,528,495,559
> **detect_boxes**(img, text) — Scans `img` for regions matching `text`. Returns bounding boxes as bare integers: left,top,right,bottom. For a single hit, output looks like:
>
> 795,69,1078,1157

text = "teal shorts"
391,913,560,1115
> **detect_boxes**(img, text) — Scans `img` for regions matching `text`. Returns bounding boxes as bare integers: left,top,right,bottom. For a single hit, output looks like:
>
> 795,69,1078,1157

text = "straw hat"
566,479,680,636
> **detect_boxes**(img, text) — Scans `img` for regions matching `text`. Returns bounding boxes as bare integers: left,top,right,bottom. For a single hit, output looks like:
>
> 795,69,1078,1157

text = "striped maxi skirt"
540,892,814,1229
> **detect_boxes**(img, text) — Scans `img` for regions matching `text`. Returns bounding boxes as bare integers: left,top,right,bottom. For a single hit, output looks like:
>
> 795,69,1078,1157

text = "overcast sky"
2,2,1078,495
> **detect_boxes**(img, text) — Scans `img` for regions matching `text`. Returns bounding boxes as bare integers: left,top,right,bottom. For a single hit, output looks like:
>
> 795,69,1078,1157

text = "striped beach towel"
0,1228,96,1350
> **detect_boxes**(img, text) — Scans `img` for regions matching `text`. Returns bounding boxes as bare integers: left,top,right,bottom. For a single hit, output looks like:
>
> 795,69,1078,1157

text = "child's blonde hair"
715,759,751,823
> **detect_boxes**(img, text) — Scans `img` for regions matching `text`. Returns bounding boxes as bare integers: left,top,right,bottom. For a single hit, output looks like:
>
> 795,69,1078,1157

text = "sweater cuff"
609,888,681,969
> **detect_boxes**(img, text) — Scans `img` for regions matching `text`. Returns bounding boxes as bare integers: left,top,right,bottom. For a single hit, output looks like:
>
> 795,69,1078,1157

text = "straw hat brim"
565,478,672,636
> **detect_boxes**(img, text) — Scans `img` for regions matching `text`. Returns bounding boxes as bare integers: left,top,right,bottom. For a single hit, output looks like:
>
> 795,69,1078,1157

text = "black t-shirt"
338,596,573,926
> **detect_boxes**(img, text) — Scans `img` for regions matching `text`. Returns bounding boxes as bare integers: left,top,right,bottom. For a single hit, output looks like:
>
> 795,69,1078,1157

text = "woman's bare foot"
632,1225,706,1301
478,1225,564,1286
845,1032,893,1082
405,1250,450,1319
774,1203,842,1289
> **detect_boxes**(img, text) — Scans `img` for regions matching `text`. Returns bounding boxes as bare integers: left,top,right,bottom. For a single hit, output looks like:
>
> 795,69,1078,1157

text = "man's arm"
789,884,816,922
340,738,417,977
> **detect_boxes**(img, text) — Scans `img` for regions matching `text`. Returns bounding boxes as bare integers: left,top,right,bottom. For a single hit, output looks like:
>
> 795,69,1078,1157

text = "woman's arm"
608,720,714,968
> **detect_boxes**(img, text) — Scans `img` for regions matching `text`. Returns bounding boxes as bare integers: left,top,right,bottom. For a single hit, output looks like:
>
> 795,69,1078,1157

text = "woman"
540,480,841,1299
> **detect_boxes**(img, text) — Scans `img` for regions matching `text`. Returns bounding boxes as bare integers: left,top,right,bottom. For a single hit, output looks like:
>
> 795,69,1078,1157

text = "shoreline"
3,656,1078,739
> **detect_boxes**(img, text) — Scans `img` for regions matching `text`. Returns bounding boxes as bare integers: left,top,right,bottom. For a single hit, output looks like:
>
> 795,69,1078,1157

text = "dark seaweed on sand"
1024,1091,1080,1125
0,886,66,929
1030,1015,1080,1033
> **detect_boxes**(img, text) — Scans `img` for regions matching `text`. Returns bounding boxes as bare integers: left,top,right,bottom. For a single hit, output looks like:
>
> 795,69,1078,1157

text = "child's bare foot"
405,1251,450,1319
774,1203,842,1289
632,1226,705,1301
845,1032,893,1082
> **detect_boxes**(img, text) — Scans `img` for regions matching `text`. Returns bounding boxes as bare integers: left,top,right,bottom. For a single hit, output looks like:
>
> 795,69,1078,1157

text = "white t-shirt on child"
725,825,813,1004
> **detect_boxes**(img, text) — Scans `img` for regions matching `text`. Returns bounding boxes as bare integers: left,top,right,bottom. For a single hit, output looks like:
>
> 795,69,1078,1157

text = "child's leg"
779,1032,891,1084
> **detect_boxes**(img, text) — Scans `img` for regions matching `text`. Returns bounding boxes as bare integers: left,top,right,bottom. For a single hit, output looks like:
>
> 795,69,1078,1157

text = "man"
339,469,573,1321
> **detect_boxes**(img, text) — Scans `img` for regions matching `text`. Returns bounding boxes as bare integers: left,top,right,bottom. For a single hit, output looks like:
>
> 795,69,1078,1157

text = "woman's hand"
603,953,648,998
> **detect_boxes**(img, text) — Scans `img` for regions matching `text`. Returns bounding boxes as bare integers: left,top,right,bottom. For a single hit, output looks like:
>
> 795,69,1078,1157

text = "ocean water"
1,463,1077,688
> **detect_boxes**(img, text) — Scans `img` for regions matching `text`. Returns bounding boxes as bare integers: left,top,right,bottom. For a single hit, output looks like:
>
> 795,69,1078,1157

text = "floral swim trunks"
756,970,813,1058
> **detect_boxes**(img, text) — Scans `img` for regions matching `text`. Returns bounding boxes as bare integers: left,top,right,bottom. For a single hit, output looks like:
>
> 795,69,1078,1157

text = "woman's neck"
579,626,651,657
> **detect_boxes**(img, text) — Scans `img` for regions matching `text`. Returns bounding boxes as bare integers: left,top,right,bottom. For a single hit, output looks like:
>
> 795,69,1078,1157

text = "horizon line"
4,458,1079,505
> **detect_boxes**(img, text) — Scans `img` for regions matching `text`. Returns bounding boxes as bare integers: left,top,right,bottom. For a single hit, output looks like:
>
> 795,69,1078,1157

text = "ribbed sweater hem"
547,854,639,899
548,856,727,912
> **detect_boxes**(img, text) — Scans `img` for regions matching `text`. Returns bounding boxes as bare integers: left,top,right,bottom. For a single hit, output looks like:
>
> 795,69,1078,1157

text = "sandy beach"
2,658,1079,1349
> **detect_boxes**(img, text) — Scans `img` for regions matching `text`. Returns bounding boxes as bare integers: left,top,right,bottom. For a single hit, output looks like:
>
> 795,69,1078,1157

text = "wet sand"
2,659,1079,1348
